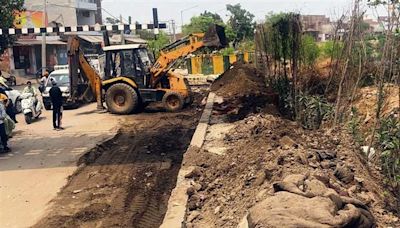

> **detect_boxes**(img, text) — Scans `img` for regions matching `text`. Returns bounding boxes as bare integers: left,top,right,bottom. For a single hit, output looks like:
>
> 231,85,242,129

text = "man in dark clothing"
49,80,63,130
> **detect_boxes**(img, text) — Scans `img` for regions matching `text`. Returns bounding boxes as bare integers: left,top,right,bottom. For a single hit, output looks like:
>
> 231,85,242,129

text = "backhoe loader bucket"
203,24,228,48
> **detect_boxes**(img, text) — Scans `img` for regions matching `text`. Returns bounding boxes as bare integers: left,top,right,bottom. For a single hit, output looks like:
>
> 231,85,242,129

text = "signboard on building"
14,10,47,29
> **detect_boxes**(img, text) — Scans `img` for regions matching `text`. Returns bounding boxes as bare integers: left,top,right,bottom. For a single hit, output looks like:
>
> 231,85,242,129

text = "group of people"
0,71,65,154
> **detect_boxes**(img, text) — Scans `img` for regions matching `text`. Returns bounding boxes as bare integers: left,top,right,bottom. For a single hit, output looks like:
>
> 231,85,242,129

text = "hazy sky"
102,0,387,31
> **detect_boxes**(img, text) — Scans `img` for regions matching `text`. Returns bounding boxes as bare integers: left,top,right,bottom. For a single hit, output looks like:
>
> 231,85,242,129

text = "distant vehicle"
4,87,22,113
41,66,74,110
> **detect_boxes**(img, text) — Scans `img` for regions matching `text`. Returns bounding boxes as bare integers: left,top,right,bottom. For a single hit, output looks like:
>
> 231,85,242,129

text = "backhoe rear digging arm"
68,36,104,110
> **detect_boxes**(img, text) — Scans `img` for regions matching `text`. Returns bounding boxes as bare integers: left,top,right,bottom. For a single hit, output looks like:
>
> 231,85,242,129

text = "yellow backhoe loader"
67,25,227,114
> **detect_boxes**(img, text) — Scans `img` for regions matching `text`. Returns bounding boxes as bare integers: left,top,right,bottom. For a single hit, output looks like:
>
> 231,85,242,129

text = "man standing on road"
49,80,63,130
0,94,10,152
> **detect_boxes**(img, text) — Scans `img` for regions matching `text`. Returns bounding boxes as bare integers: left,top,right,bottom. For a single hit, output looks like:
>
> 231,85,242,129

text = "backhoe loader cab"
103,44,153,87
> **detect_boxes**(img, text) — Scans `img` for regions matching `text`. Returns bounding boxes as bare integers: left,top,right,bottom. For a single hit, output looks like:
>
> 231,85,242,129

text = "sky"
101,0,388,32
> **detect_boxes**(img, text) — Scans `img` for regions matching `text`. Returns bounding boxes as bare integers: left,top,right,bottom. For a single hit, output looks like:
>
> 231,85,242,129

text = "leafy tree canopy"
0,0,24,55
226,3,255,44
148,31,170,58
182,11,223,35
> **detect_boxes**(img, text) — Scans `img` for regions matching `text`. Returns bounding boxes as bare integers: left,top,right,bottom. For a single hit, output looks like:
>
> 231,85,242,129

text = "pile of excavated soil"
211,64,279,122
211,63,267,97
183,112,400,228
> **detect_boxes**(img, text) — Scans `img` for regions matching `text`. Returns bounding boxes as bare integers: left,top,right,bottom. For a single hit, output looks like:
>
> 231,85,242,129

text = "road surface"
0,103,122,228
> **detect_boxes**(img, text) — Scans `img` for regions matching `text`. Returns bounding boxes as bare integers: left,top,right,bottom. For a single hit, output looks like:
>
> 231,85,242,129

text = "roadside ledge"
160,92,215,228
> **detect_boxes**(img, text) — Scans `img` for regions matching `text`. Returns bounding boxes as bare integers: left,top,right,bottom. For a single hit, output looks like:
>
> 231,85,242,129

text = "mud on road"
33,99,204,228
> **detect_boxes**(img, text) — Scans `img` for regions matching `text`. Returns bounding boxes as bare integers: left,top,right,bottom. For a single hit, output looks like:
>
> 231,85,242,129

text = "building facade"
301,15,333,42
24,0,102,26
4,0,103,76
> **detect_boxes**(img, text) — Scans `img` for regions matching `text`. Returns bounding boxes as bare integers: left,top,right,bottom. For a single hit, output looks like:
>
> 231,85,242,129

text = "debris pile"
211,64,278,122
211,63,267,97
183,64,399,228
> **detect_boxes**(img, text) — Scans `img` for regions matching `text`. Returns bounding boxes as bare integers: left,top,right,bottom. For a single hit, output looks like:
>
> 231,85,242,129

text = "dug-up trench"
32,94,205,228
182,63,399,228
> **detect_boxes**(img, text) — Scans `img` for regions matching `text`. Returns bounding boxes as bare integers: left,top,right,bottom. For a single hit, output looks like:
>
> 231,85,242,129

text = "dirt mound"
183,112,399,227
211,63,267,97
211,64,279,122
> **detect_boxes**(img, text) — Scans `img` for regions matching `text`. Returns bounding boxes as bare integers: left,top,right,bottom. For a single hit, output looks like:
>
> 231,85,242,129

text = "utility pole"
120,15,125,44
171,20,176,42
41,0,47,76
180,5,198,30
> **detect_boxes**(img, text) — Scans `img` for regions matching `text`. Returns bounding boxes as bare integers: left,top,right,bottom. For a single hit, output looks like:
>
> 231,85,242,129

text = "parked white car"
5,87,22,113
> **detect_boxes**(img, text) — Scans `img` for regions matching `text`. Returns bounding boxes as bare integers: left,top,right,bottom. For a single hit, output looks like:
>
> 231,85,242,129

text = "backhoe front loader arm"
150,24,227,88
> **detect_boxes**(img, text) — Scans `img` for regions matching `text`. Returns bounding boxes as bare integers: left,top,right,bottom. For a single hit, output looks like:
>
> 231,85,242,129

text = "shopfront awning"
15,40,67,46
78,35,104,44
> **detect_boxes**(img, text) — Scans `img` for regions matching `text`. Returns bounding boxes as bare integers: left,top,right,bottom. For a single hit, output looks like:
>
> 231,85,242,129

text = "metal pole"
180,11,184,29
41,0,46,76
180,5,198,32
172,20,176,42
120,15,125,44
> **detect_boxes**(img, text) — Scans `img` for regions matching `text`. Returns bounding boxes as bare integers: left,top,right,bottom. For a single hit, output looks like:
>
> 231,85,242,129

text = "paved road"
0,103,123,228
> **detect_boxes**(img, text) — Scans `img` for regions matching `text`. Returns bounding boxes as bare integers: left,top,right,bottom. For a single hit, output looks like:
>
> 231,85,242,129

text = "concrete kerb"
160,92,216,228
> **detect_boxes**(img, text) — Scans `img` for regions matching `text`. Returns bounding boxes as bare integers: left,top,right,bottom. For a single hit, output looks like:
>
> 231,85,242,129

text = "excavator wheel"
163,91,184,112
105,83,138,115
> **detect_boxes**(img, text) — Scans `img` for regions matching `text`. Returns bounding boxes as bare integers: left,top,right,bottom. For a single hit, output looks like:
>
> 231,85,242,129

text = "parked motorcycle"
20,93,42,124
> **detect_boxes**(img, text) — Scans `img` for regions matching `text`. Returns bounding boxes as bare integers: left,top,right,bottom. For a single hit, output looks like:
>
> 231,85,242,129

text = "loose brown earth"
183,64,399,228
33,94,205,228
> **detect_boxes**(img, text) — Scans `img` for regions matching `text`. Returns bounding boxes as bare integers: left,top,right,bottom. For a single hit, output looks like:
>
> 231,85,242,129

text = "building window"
82,11,90,17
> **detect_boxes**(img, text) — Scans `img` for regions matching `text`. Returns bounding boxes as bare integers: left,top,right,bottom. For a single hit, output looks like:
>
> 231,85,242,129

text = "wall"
24,0,77,26
76,10,96,25
187,52,254,75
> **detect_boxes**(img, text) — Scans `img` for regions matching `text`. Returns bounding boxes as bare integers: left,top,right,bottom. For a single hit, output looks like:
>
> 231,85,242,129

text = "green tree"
200,11,223,23
226,4,255,44
183,12,236,43
0,0,24,55
182,11,224,35
182,15,215,34
301,35,320,67
148,32,170,58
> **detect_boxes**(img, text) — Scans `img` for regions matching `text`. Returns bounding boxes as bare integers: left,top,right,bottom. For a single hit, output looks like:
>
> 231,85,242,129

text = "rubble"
183,64,399,227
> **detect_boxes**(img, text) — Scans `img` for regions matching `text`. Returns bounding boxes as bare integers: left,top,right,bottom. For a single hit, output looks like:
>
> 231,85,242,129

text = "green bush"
301,35,320,67
377,115,400,189
320,40,344,59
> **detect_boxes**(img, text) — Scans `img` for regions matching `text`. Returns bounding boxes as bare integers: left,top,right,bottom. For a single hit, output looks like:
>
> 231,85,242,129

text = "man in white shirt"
0,94,10,152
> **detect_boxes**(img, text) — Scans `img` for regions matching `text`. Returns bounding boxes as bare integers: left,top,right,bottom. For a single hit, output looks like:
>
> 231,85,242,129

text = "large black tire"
162,91,184,112
25,113,32,124
105,83,138,115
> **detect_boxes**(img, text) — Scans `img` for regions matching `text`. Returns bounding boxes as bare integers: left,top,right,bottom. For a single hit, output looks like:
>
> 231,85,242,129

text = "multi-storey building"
24,0,102,26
